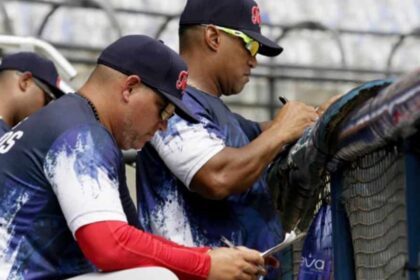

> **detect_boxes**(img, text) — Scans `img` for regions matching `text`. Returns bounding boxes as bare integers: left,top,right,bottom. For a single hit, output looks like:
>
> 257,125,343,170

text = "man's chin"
134,138,151,150
233,83,247,95
119,141,143,151
121,135,151,150
131,142,145,151
224,88,243,96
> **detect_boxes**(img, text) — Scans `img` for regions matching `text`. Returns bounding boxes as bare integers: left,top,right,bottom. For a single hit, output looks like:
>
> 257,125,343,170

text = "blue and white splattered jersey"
136,86,284,279
0,94,137,280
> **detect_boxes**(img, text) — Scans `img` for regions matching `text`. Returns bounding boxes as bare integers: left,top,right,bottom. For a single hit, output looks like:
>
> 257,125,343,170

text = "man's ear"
122,75,141,102
203,25,221,52
17,71,33,92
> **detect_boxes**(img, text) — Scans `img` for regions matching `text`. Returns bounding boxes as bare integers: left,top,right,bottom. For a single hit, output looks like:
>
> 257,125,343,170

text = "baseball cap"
97,35,199,123
180,0,283,57
0,52,64,98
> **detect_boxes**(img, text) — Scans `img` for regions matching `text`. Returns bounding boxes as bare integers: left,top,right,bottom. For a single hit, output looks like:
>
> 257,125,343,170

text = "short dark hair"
178,25,190,38
179,25,201,53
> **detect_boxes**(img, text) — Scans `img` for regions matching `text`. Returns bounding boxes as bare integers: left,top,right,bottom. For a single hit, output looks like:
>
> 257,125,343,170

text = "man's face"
215,27,258,95
16,73,55,122
118,83,173,150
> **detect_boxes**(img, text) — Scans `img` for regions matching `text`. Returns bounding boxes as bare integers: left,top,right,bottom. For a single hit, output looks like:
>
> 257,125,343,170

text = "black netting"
341,146,408,280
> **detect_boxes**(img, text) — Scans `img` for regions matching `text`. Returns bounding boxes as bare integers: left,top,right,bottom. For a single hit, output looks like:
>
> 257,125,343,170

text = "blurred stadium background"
1,0,420,121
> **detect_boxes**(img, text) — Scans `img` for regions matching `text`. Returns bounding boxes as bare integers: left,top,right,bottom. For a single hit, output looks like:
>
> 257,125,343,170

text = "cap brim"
50,85,65,99
38,78,65,99
159,90,200,123
242,30,283,57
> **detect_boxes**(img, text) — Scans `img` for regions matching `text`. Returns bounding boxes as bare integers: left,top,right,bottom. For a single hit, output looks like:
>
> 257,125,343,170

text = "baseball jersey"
0,94,138,279
0,118,10,138
137,86,284,278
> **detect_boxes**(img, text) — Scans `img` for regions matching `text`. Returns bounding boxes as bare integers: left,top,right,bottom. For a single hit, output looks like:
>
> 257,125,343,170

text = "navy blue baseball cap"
0,52,64,98
180,0,283,57
98,35,199,123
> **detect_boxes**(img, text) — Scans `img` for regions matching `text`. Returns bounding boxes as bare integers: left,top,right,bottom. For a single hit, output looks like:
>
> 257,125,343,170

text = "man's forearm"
76,221,211,280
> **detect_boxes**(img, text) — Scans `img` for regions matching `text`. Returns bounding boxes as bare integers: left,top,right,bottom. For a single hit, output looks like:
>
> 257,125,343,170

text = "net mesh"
268,70,420,279
340,145,408,280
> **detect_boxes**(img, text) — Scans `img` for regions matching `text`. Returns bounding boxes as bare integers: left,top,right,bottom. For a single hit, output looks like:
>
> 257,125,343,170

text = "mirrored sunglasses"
202,25,260,56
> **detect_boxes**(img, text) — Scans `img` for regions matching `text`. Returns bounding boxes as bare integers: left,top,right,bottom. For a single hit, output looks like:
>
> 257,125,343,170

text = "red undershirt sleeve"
75,221,211,280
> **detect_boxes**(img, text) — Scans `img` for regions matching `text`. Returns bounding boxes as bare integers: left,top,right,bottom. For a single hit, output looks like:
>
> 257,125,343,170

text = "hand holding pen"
207,239,267,280
279,95,319,115
220,236,279,276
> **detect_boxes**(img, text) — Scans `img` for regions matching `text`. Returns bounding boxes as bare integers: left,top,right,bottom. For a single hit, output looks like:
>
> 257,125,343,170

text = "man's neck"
78,85,113,135
187,76,222,98
0,99,13,127
182,53,222,97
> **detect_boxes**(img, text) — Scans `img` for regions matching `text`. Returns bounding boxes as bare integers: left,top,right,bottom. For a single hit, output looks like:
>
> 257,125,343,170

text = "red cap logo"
176,70,188,92
251,6,261,25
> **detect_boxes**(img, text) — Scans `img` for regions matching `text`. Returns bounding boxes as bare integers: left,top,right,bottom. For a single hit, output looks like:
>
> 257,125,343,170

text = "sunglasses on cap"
16,71,56,104
202,24,260,57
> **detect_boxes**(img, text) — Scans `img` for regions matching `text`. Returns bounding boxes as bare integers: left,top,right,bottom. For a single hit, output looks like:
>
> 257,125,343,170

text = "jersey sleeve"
43,124,127,236
151,115,225,189
76,221,211,280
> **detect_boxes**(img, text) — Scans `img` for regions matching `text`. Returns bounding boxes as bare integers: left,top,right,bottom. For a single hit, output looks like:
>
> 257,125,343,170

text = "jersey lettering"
0,131,24,154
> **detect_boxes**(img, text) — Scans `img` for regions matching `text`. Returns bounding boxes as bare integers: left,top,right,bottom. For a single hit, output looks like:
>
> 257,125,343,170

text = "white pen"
220,235,236,248
220,235,266,277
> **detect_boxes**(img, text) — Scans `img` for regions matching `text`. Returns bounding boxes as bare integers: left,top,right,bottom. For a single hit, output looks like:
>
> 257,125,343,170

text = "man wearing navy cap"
136,0,325,278
0,35,266,280
0,52,64,137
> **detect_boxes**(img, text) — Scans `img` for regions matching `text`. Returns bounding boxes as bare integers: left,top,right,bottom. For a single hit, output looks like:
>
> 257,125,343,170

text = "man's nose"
249,55,257,68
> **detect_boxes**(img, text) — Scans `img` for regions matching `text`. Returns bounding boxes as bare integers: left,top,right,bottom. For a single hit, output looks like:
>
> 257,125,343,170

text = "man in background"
0,52,64,136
